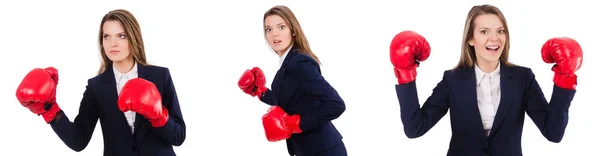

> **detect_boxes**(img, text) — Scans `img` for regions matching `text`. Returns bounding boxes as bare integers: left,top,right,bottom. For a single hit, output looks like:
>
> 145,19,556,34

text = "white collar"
279,46,292,67
113,62,138,79
475,62,501,85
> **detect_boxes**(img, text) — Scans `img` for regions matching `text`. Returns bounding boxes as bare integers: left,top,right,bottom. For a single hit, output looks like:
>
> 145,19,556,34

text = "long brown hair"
263,5,321,64
454,4,514,69
97,9,148,75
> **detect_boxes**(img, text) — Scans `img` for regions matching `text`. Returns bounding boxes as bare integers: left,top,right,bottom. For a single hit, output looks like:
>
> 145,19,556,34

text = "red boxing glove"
118,78,169,127
16,67,62,123
262,106,302,142
390,30,431,84
541,37,583,90
238,67,268,99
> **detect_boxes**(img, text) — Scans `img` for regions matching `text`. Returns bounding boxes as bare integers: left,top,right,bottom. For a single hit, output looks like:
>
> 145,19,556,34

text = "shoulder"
441,67,465,79
290,51,317,64
506,64,533,75
504,64,535,82
143,64,171,75
287,51,318,69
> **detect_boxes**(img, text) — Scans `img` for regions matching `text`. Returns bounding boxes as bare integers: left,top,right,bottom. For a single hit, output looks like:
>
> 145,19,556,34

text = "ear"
468,39,474,46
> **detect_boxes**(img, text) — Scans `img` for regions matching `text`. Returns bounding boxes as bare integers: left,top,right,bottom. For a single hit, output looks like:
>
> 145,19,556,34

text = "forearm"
541,85,576,142
396,82,448,138
151,117,186,146
298,97,345,132
260,89,276,106
50,111,97,152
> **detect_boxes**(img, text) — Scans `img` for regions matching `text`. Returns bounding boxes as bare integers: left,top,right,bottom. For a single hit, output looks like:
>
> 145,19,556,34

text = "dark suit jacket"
260,48,346,156
396,62,576,156
50,64,186,156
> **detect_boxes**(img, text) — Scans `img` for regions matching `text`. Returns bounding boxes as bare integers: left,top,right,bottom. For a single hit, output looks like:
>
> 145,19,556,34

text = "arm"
151,68,186,146
524,70,575,143
50,80,99,152
395,72,450,138
260,89,276,106
289,58,346,132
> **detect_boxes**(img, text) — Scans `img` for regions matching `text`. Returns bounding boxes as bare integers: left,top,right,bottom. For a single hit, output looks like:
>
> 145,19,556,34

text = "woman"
389,4,582,156
15,9,186,156
237,5,347,156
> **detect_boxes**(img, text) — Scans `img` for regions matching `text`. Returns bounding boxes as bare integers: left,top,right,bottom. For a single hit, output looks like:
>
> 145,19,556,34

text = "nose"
489,32,499,42
110,38,118,47
271,29,279,37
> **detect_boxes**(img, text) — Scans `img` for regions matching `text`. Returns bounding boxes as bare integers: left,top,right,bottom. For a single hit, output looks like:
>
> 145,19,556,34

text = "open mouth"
486,45,500,52
273,40,282,44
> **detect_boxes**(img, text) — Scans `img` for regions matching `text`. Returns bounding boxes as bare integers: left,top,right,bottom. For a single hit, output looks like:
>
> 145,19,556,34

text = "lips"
110,50,120,53
486,45,499,52
273,40,282,44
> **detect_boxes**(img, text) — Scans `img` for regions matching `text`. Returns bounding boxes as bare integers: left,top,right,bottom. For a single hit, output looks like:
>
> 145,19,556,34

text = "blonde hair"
454,4,514,69
263,5,321,64
97,9,148,75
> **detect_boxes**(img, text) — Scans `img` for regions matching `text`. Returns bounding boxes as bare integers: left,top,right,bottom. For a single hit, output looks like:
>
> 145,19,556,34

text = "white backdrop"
0,0,598,155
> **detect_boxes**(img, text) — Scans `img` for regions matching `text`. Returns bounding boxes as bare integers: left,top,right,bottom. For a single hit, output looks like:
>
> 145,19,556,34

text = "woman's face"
469,14,506,65
102,20,131,63
264,15,293,56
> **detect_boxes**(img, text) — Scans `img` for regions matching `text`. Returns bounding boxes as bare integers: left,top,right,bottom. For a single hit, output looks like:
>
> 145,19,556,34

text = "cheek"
500,35,507,44
102,42,110,53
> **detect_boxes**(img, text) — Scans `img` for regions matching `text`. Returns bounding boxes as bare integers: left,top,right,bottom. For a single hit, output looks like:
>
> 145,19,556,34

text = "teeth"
486,46,499,50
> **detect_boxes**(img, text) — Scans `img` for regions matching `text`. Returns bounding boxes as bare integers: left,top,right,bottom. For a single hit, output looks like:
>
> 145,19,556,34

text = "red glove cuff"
42,103,61,123
287,114,302,134
395,68,417,84
554,73,577,90
149,106,170,128
255,86,267,100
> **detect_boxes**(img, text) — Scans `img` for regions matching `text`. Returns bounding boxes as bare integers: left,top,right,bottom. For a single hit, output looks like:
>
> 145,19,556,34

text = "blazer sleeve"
289,56,346,132
151,68,186,146
395,71,451,138
260,89,276,106
50,79,100,152
523,69,576,143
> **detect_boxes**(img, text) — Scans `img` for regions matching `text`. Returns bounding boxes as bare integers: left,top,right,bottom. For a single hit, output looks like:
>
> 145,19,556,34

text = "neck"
277,44,293,57
114,57,135,74
476,60,499,73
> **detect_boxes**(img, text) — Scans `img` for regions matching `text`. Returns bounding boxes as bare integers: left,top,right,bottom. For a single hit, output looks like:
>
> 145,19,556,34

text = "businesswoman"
16,9,186,156
389,4,582,156
237,5,347,156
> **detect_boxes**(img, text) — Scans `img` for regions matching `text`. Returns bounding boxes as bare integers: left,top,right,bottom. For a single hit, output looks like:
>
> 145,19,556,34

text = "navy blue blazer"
260,48,346,156
396,63,576,156
50,64,186,156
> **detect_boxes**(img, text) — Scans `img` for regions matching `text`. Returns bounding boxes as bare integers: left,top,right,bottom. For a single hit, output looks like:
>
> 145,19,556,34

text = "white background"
0,0,598,155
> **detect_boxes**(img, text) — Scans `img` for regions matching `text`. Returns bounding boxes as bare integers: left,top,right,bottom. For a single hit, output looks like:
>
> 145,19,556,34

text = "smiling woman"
391,4,583,156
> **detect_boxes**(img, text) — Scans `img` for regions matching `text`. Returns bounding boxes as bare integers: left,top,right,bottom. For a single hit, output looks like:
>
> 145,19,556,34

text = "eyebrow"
103,32,126,35
265,22,286,28
479,27,505,30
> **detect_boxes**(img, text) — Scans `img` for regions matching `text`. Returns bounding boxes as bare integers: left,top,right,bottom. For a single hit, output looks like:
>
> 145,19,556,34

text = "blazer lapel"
99,66,135,136
455,67,488,138
271,49,297,105
133,64,152,135
488,63,517,137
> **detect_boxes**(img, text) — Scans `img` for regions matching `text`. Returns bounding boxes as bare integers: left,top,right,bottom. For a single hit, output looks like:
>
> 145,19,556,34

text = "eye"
119,34,126,39
498,30,505,34
265,28,271,32
103,35,109,40
480,30,488,34
279,25,285,30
